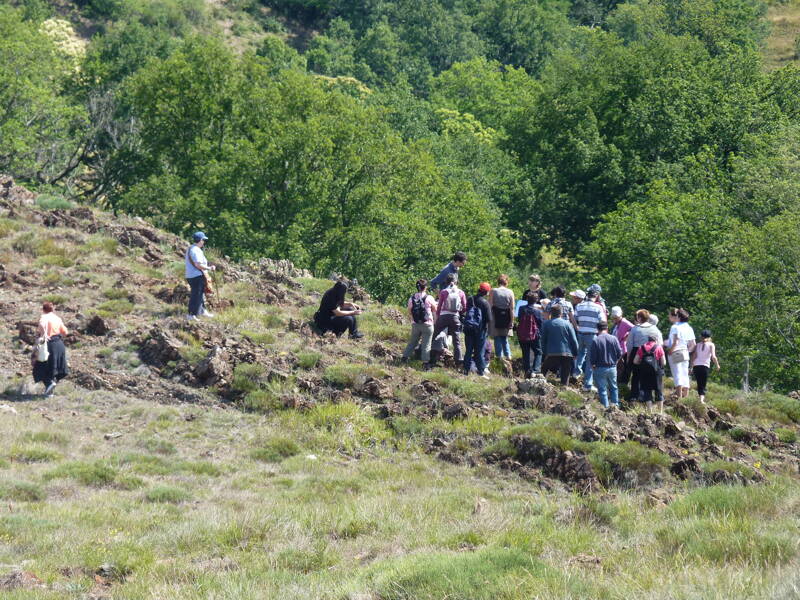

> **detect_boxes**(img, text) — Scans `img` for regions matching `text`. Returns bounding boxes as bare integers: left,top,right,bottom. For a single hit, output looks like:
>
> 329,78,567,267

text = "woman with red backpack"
633,333,667,413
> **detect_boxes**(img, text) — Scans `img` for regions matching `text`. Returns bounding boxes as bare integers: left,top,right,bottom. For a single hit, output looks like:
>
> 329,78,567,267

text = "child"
692,329,720,404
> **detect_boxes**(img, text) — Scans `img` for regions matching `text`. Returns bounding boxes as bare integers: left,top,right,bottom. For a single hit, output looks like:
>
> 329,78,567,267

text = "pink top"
693,341,716,367
636,341,665,364
613,318,633,354
437,286,467,318
39,313,68,338
407,293,437,326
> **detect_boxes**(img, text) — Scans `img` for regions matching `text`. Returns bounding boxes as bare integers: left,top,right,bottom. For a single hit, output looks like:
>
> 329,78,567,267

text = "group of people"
316,250,721,412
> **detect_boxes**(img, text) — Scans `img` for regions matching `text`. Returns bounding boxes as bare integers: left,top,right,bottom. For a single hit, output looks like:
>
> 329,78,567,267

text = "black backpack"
640,346,661,376
463,296,484,333
492,305,512,330
410,294,428,324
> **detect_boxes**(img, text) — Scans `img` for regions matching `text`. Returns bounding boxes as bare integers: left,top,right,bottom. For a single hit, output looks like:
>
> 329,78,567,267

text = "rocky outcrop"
512,435,600,493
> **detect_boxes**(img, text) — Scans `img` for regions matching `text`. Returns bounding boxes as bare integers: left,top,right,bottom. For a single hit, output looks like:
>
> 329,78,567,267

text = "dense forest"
3,0,800,390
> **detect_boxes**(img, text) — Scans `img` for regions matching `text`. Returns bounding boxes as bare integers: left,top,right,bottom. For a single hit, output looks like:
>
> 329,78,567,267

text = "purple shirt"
612,318,634,354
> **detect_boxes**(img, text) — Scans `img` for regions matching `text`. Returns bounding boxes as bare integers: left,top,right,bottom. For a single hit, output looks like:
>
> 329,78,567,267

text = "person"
522,274,547,304
569,289,585,312
634,333,667,413
610,306,633,381
32,302,69,396
429,251,467,292
540,304,579,385
587,283,608,316
667,308,696,399
517,300,543,378
692,329,720,404
625,309,663,402
313,281,364,339
401,279,437,367
429,273,467,368
574,288,605,391
185,231,216,321
546,286,577,328
590,321,622,408
463,283,492,379
489,274,515,360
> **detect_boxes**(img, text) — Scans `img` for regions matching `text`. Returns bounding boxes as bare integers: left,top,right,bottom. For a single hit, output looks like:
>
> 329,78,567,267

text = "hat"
588,283,602,294
701,329,712,339
479,282,491,293
611,306,623,318
570,289,586,300
192,231,208,242
648,314,659,326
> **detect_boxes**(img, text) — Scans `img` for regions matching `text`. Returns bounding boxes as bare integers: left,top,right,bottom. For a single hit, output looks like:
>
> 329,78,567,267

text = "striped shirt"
546,297,573,321
576,300,604,335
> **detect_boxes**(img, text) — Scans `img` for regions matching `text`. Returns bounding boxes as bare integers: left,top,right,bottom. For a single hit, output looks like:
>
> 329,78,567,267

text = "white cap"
570,290,586,300
611,306,622,318
649,314,659,326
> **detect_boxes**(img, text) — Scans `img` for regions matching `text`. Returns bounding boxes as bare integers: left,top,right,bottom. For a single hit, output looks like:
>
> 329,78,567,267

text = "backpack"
491,302,512,330
463,296,484,332
442,286,463,313
517,304,539,342
410,294,429,324
640,345,661,376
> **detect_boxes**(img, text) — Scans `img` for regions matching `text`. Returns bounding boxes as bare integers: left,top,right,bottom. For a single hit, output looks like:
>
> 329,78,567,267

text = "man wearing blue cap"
185,231,216,321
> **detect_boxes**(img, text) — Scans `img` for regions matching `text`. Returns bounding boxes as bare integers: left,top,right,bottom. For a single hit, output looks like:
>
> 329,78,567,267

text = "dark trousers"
32,336,68,386
329,315,357,337
464,329,488,375
693,365,709,396
542,355,573,385
626,348,640,400
187,275,205,316
431,313,462,364
519,339,542,375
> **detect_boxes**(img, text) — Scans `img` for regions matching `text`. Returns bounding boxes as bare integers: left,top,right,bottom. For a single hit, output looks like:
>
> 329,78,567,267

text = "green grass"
96,298,134,317
41,293,68,305
145,485,191,504
0,480,45,502
249,437,301,462
0,217,21,238
702,460,757,479
35,194,74,210
44,460,118,487
776,427,797,443
323,363,386,387
103,287,130,300
9,445,61,463
231,362,267,394
297,351,322,369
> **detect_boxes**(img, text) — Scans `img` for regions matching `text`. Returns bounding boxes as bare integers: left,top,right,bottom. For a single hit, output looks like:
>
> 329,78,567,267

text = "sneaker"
44,383,56,397
349,331,364,340
199,308,215,318
186,314,199,321
480,372,490,380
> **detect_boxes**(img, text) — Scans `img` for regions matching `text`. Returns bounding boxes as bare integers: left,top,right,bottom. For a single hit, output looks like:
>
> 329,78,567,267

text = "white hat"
611,306,622,318
649,314,659,326
570,290,586,300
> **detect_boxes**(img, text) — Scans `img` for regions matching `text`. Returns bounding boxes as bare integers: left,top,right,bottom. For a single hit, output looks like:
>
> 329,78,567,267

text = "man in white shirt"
185,231,216,320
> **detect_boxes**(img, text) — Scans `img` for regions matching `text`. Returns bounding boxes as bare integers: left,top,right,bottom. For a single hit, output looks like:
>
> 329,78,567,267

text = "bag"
36,336,49,363
492,305,512,330
410,294,429,324
640,346,660,376
671,347,689,363
517,305,539,342
442,287,462,313
463,297,484,332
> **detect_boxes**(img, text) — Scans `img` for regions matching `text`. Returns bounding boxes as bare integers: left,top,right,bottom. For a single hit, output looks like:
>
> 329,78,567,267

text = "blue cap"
192,231,208,242
587,283,602,294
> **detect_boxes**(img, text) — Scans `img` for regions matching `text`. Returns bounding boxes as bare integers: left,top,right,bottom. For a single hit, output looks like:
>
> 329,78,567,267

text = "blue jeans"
493,336,511,358
575,333,596,387
464,330,488,375
187,275,205,316
594,366,618,407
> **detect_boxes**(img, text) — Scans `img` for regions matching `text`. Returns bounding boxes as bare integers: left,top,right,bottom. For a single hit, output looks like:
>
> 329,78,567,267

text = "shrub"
241,330,276,345
776,428,797,443
297,351,322,369
41,293,68,305
728,427,750,442
35,194,74,210
711,397,742,416
750,393,800,424
9,445,61,463
103,287,130,300
249,437,300,462
45,460,118,487
19,431,69,446
584,441,670,487
0,480,45,502
35,254,74,268
0,218,20,238
231,362,267,394
96,299,134,317
145,485,190,504
701,460,755,479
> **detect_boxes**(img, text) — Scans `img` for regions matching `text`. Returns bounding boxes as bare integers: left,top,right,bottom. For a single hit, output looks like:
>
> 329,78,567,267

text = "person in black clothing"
313,281,364,338
463,282,492,378
521,274,547,304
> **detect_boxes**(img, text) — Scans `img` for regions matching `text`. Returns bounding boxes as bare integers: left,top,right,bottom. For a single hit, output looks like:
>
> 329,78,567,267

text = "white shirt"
668,322,695,351
185,244,207,278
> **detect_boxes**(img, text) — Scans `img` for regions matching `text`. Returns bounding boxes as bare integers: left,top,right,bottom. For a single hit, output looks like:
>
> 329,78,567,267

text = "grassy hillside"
764,0,800,69
0,181,799,598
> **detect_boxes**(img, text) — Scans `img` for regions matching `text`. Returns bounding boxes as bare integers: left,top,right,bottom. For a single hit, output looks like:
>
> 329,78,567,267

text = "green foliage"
297,351,322,369
96,298,134,317
776,427,797,443
9,445,61,463
145,484,191,503
702,460,756,479
0,480,45,502
249,437,301,462
45,460,118,486
35,194,74,210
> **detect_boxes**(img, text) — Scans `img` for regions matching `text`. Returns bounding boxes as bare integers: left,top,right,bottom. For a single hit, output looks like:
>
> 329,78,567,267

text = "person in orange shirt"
32,301,69,396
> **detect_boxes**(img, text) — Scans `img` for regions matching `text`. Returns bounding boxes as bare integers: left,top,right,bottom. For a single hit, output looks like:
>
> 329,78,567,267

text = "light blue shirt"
185,244,207,279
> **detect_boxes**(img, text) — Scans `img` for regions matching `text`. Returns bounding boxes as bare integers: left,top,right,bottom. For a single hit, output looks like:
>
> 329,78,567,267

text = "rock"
0,175,37,206
103,432,123,440
410,380,440,400
263,285,287,305
85,315,110,336
137,328,183,367
442,401,469,421
645,488,674,507
0,570,45,590
581,426,602,442
714,419,734,432
155,284,190,305
516,379,553,396
369,342,395,359
671,457,701,479
512,436,600,492
194,346,232,385
355,375,392,400
383,308,404,324
16,321,38,345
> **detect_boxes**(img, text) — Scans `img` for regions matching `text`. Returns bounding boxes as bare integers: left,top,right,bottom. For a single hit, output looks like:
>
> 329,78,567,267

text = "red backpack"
517,304,539,342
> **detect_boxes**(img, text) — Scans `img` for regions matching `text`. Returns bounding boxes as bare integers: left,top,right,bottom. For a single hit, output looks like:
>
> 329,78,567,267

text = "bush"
231,362,267,394
297,351,322,369
249,437,301,462
145,485,190,504
96,298,134,317
35,194,74,210
9,445,61,463
41,293,68,305
0,480,45,502
45,460,118,486
701,460,755,479
584,441,671,487
103,287,130,300
776,428,797,443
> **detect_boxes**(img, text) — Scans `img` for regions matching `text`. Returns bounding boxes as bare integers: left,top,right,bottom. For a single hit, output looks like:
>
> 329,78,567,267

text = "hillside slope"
0,178,799,598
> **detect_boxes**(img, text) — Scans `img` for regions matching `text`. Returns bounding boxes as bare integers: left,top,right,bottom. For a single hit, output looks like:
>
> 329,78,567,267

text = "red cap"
479,282,491,293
